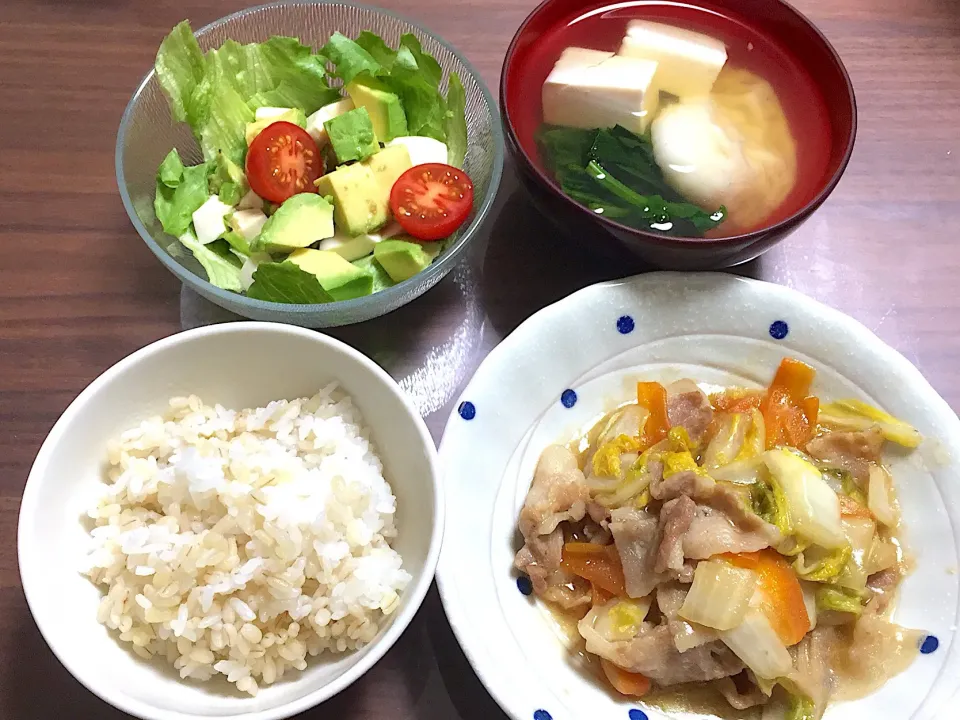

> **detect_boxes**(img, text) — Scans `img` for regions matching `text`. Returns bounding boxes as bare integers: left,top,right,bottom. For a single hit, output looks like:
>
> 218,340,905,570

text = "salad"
152,21,472,303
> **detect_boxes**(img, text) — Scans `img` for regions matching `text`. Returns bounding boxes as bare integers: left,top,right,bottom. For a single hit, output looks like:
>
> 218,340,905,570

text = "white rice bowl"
82,384,411,696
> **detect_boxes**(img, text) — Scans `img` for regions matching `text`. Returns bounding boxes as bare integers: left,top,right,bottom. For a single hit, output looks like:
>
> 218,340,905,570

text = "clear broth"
509,1,834,237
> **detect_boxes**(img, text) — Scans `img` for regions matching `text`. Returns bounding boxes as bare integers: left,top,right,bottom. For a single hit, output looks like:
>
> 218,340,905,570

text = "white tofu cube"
542,48,660,134
305,98,355,146
191,195,234,245
255,106,295,121
237,189,264,211
385,136,449,167
619,21,727,98
228,209,268,242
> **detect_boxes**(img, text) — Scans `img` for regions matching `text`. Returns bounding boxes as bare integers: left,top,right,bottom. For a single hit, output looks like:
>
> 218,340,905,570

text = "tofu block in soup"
150,22,474,303
515,358,928,718
529,3,832,238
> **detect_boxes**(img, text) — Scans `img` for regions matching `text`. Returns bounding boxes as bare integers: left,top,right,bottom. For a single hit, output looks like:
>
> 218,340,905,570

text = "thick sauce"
539,395,920,718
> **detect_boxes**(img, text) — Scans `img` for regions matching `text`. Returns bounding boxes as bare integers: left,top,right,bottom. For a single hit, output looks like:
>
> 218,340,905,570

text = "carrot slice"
601,659,651,697
725,549,809,646
770,358,816,403
762,359,819,449
591,581,613,606
637,381,669,449
561,542,626,597
711,389,764,414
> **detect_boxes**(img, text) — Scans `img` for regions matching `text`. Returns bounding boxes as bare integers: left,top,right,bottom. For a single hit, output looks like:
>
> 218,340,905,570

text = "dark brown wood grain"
1,0,959,717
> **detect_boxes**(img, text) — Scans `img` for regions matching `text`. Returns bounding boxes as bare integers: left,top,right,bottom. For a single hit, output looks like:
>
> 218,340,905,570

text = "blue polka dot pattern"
769,320,789,339
628,710,648,720
533,711,552,720
561,389,578,408
517,575,533,596
920,635,940,654
458,401,476,420
617,315,635,334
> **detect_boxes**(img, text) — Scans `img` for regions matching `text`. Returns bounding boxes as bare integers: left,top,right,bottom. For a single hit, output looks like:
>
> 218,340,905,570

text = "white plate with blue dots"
436,272,959,720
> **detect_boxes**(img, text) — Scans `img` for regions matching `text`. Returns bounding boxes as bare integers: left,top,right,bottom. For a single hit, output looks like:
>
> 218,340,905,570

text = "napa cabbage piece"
751,475,792,536
720,609,793,680
586,596,652,641
703,412,751,468
712,455,766,484
679,560,758,630
785,694,816,720
592,434,641,478
764,449,845,549
818,399,921,448
815,585,863,617
836,517,876,592
868,465,899,528
865,536,899,575
596,404,649,446
793,545,852,583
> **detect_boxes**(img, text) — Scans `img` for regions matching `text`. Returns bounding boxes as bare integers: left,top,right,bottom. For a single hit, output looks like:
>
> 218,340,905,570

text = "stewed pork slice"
806,427,884,484
648,467,782,558
611,505,694,598
515,445,591,603
579,615,744,686
610,507,663,598
518,444,590,539
655,496,697,577
666,379,715,445
715,674,768,710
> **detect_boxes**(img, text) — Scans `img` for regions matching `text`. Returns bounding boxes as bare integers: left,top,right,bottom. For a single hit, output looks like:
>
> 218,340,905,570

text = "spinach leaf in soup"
536,125,726,237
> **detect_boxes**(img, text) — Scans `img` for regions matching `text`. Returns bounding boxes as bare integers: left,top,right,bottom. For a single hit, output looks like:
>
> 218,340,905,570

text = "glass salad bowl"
117,1,503,327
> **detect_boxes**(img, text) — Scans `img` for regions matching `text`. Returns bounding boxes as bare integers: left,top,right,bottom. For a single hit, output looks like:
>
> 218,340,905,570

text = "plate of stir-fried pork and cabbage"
515,358,928,718
437,274,960,720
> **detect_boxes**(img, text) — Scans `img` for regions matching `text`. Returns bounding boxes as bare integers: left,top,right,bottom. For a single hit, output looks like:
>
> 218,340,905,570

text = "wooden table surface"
2,0,959,717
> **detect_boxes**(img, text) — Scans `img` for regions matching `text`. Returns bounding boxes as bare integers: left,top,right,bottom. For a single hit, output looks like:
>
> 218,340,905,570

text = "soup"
512,1,833,238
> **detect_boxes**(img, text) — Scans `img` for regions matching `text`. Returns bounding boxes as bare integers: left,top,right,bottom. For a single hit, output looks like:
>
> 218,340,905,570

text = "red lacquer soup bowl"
501,0,856,270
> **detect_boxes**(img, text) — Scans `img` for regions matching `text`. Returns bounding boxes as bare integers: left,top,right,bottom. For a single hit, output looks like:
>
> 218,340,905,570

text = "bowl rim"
17,321,444,720
116,0,504,317
499,0,858,248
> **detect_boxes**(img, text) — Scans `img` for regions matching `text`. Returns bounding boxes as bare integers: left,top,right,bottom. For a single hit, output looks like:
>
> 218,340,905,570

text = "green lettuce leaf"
399,34,442,87
354,31,398,70
246,261,333,303
154,161,208,237
444,72,467,167
154,21,205,123
197,82,254,166
321,32,385,86
218,181,242,206
158,149,186,188
178,230,243,292
387,43,446,140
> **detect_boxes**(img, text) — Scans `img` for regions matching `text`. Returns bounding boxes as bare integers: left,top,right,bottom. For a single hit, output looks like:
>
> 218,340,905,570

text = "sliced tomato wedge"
245,121,322,203
389,163,474,241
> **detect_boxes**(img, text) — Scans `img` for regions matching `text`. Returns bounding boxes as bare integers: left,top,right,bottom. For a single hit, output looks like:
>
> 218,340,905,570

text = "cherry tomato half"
389,163,474,241
245,121,323,204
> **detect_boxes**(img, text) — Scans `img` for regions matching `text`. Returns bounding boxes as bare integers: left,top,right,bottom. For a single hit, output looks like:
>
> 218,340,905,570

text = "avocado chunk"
353,255,396,293
245,109,307,145
315,163,388,236
324,107,379,164
363,144,413,201
288,249,373,301
346,81,408,143
373,239,435,283
255,193,335,252
393,235,443,261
